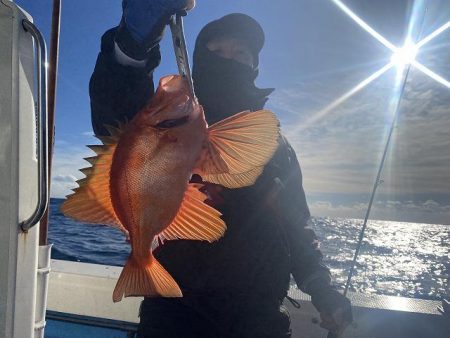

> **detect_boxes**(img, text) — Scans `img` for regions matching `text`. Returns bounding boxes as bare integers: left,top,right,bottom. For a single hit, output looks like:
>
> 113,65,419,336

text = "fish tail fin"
112,255,182,302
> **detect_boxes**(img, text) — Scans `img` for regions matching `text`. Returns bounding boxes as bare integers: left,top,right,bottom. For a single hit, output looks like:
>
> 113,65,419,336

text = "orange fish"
61,75,280,302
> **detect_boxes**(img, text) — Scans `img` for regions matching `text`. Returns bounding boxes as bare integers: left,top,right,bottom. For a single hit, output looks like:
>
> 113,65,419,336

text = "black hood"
192,13,274,125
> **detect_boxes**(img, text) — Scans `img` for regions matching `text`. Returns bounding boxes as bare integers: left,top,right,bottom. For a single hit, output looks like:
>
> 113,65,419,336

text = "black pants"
137,297,291,338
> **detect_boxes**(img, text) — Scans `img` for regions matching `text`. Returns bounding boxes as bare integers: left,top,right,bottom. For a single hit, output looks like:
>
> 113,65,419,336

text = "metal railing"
20,19,49,232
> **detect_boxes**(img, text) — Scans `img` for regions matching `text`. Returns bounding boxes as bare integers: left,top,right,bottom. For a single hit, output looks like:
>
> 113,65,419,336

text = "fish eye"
155,116,189,129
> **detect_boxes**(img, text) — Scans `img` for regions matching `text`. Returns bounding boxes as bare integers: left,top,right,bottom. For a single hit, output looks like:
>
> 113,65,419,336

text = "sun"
329,0,450,91
391,42,418,67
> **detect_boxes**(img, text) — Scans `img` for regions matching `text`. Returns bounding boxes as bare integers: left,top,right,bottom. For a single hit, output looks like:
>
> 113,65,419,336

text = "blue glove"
123,0,193,43
115,0,194,60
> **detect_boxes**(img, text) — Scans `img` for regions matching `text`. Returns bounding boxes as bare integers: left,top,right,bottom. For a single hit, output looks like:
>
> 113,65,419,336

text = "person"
89,1,352,337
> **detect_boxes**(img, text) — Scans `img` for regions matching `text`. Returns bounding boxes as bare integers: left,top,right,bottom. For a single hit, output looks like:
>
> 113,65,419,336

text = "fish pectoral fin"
194,110,280,188
202,167,265,189
60,127,126,234
113,255,182,302
156,183,226,244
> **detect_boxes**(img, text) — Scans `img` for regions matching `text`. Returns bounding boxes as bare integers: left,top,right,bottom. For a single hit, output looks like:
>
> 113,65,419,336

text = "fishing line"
326,4,429,338
343,4,428,298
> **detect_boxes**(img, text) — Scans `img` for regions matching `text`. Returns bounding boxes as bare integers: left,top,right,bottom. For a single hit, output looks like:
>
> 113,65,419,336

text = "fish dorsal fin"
156,183,226,244
60,125,126,234
194,110,280,188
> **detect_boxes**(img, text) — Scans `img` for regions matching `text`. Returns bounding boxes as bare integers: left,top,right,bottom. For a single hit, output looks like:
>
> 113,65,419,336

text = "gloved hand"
116,0,195,60
122,0,195,43
309,283,353,335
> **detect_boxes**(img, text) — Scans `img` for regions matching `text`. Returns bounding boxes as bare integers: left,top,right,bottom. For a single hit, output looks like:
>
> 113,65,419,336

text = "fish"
60,74,280,302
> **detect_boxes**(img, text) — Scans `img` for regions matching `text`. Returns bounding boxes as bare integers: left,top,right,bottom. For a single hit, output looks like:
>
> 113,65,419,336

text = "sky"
14,0,450,224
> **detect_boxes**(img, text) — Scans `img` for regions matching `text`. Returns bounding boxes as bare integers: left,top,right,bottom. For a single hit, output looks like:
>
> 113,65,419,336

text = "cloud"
309,199,450,225
51,174,78,198
266,51,450,224
53,174,77,183
268,58,450,198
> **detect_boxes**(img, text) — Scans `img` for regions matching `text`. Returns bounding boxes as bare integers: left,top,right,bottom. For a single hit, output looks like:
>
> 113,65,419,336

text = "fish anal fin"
112,255,182,302
157,184,226,244
194,110,279,188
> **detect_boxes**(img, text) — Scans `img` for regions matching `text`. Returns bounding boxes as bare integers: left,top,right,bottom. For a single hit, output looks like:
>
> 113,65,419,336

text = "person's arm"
90,0,194,137
90,28,160,137
262,136,331,288
265,136,352,335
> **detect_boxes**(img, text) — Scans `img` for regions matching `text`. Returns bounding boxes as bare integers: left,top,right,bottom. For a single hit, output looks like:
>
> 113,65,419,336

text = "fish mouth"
154,115,190,129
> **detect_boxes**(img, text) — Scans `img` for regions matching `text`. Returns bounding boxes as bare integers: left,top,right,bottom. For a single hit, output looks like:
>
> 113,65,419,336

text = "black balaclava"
192,13,274,125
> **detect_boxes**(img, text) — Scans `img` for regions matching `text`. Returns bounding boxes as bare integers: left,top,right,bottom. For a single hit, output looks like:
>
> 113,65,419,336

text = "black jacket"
90,27,331,337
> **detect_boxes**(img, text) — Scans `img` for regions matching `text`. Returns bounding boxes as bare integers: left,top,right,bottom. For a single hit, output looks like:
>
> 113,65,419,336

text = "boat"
0,0,448,337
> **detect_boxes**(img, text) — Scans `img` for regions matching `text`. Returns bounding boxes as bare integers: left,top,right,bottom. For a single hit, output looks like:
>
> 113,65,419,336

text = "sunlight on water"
49,199,449,301
312,218,450,300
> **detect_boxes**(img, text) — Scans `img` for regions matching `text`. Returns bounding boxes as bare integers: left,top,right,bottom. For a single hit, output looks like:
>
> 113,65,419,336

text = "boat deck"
44,260,449,337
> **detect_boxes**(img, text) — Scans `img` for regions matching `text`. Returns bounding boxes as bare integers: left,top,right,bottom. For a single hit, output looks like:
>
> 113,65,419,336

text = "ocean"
48,198,450,301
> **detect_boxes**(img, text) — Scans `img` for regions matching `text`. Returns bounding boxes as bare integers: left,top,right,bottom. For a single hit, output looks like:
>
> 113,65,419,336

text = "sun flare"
391,43,418,67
